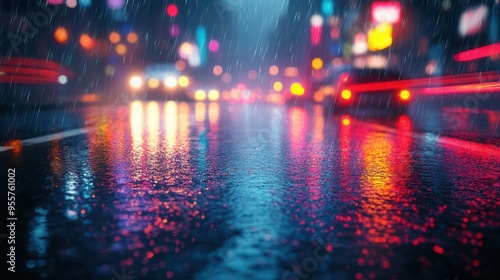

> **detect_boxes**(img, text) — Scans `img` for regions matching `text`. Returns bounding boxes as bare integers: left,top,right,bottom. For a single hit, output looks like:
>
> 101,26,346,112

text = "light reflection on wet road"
1,101,499,280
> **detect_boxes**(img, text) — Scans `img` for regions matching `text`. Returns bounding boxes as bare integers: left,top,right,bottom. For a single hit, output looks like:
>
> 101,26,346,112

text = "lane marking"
0,128,91,153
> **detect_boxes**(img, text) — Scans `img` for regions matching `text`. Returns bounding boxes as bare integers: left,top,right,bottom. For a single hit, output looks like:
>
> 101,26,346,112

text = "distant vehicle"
127,64,191,101
322,67,412,112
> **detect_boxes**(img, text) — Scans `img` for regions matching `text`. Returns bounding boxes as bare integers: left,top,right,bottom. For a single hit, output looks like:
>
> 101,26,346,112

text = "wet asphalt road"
1,100,500,280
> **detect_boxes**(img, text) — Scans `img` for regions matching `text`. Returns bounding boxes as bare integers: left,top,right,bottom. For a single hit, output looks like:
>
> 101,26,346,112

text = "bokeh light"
290,83,305,95
213,65,223,76
178,42,193,59
178,76,190,87
147,78,160,89
79,34,95,50
115,44,127,55
54,27,69,44
166,4,178,17
58,75,68,84
222,73,232,83
248,70,258,80
127,32,138,44
66,0,77,8
109,32,120,43
129,76,143,89
169,24,180,37
311,58,324,70
208,40,220,52
269,65,279,76
80,0,92,8
284,67,299,77
175,60,186,71
107,0,124,10
164,76,177,88
273,81,283,91
310,14,324,27
194,89,207,101
208,89,220,101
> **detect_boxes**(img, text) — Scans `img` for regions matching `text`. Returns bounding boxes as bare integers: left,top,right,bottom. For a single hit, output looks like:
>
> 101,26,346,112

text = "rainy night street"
1,96,500,280
2,0,500,279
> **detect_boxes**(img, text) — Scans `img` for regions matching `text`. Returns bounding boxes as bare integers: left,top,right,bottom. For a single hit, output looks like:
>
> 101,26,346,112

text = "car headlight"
129,76,143,89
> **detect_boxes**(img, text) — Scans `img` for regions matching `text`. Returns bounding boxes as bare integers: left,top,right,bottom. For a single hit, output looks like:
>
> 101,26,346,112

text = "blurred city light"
166,4,179,17
213,65,223,76
352,33,368,55
366,55,388,68
66,0,77,8
453,43,500,62
178,76,190,87
310,14,324,27
311,58,324,70
175,60,186,71
147,78,160,89
169,24,180,37
79,34,95,50
47,0,64,4
208,40,220,52
399,89,411,100
341,89,352,100
164,76,177,88
458,5,489,37
208,89,220,101
310,14,324,46
80,0,92,8
273,81,283,91
107,0,125,10
54,27,69,44
222,73,232,83
269,65,279,76
194,90,207,101
178,42,194,59
321,0,334,18
284,67,299,77
196,26,208,65
368,23,393,51
115,44,127,55
248,70,258,80
290,83,305,96
109,32,120,43
58,75,68,84
126,32,138,44
371,2,401,24
129,76,143,89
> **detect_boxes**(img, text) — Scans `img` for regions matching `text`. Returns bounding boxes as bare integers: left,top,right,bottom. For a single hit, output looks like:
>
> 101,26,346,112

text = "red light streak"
454,43,500,62
346,71,500,95
0,57,73,84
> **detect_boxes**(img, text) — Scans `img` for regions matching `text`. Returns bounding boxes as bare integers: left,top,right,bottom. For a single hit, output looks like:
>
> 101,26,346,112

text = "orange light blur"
342,118,350,126
127,32,138,44
115,44,127,55
399,89,410,100
79,34,95,50
109,32,120,43
54,27,69,44
341,89,352,100
269,65,279,76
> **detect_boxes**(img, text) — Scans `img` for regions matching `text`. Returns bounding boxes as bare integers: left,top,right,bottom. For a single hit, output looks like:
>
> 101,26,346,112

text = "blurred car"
322,67,412,112
127,64,191,101
0,57,74,107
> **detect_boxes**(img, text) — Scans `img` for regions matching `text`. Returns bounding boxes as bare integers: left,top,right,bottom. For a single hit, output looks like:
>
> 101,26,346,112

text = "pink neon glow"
454,43,500,62
208,40,220,52
371,2,401,24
